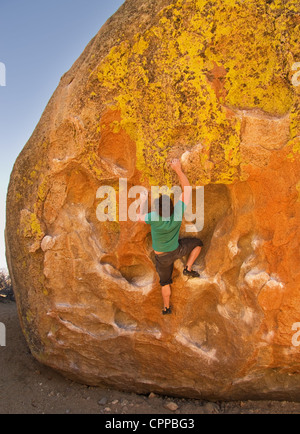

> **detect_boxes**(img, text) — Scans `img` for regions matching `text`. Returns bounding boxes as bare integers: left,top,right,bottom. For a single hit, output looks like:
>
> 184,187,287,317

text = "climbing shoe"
162,307,172,315
183,267,200,278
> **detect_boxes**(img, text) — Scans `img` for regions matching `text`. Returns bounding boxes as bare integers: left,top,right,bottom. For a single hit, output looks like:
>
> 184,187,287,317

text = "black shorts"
154,238,203,287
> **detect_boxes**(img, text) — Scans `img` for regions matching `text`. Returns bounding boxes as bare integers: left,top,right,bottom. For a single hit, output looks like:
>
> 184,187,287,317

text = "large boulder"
5,0,300,400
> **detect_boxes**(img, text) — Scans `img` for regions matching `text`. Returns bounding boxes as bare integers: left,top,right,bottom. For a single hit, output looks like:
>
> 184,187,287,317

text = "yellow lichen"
20,211,44,240
15,192,22,203
30,170,38,180
37,177,48,202
90,0,299,185
82,143,102,179
26,310,34,324
287,137,300,161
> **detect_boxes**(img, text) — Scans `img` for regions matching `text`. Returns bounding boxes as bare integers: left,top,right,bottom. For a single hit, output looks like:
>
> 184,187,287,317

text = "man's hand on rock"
170,158,182,173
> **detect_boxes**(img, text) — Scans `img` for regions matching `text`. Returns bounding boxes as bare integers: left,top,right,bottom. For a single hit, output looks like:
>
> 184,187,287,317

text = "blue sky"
0,0,125,269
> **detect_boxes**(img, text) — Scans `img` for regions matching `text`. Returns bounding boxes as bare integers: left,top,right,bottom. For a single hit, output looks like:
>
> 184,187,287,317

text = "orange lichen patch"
242,143,300,354
258,280,284,312
98,109,137,178
66,170,95,206
206,63,228,102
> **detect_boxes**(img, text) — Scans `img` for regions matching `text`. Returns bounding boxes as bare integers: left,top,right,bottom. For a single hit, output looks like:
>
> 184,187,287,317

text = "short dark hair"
154,195,174,218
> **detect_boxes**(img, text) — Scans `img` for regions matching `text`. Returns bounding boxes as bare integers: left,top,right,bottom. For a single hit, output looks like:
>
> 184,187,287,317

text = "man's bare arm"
170,158,192,205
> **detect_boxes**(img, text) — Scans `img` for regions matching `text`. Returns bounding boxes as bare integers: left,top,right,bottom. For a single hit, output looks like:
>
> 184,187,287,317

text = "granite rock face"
5,0,300,400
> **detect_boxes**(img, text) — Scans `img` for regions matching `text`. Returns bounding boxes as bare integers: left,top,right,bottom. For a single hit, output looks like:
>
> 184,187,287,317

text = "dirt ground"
1,301,300,415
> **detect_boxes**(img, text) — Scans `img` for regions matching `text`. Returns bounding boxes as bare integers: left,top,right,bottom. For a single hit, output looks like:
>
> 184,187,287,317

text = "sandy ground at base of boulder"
1,301,300,415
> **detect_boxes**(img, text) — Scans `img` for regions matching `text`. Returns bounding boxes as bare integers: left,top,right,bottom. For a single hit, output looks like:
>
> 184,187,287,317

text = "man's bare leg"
186,246,201,271
162,284,171,309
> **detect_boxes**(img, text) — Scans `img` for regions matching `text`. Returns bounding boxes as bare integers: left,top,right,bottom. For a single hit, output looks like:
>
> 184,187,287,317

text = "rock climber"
138,158,203,315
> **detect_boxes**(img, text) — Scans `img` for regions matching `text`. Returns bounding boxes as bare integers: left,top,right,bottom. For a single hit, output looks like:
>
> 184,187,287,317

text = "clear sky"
0,0,125,270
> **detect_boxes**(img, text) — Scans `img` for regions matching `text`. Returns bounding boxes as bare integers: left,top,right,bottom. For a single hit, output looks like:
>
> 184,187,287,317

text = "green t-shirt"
145,200,187,252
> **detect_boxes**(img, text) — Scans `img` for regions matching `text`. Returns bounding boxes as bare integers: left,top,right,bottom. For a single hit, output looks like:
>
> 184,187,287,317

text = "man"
138,158,203,315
